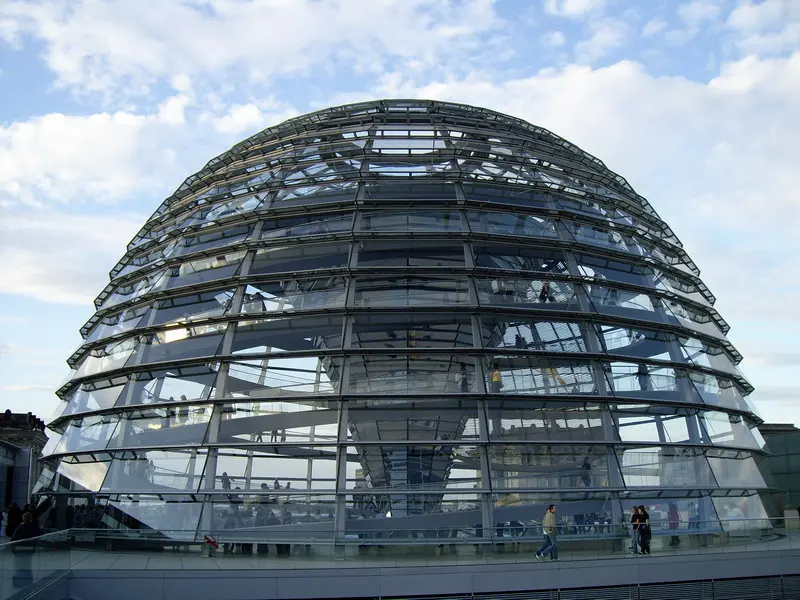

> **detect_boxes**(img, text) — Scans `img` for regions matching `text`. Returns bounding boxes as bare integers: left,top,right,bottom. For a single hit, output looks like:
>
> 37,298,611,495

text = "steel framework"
35,99,774,543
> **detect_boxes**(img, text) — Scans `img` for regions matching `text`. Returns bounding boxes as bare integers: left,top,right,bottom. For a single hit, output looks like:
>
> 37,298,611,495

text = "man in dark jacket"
11,512,42,542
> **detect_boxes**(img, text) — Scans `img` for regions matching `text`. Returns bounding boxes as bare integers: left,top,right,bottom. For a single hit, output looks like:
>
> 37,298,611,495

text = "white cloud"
575,18,628,64
641,18,668,37
540,30,567,48
0,212,145,304
1,0,502,97
677,1,721,29
544,0,607,18
211,98,298,135
0,100,189,207
726,0,800,55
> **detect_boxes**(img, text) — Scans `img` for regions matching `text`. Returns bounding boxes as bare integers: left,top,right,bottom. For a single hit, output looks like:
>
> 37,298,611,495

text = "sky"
0,0,798,427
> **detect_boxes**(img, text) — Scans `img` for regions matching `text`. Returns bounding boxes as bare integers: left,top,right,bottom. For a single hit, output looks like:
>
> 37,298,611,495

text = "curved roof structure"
36,99,773,546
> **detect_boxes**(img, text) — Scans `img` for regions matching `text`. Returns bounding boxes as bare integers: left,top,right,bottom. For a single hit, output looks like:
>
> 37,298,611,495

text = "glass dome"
35,99,774,544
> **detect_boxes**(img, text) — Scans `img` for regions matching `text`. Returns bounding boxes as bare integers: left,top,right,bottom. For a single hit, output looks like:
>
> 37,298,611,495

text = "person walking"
638,506,651,555
630,506,641,554
535,504,558,561
668,503,681,547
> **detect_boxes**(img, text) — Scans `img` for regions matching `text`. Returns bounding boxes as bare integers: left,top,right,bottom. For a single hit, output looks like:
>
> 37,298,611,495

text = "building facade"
0,412,48,508
34,100,773,542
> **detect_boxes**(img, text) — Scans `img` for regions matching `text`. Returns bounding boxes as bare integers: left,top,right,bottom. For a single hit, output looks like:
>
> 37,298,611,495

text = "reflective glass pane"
620,496,721,533
251,243,350,275
347,355,477,395
86,303,150,343
207,447,338,492
492,492,621,537
272,181,358,205
700,412,759,449
489,445,615,491
241,278,347,314
461,183,547,208
54,414,120,454
485,356,598,395
149,288,235,327
466,211,558,239
688,372,749,412
232,315,343,355
356,240,465,267
260,212,353,239
122,364,219,406
63,382,126,416
472,244,567,274
101,268,168,310
707,450,767,488
360,210,462,232
614,406,700,444
562,221,632,253
585,283,660,322
352,313,474,349
604,362,701,404
662,299,725,340
133,322,227,365
52,460,110,492
102,449,207,493
347,401,481,443
225,357,342,398
164,250,246,289
108,495,202,540
711,494,770,531
106,406,212,449
343,445,480,491
353,277,469,307
596,325,679,362
475,276,581,310
175,223,253,258
216,400,337,445
680,336,740,377
481,317,596,353
75,337,137,378
617,447,716,488
486,401,610,442
363,182,457,199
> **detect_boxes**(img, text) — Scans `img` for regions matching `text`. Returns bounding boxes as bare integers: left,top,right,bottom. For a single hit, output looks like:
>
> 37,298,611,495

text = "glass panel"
149,288,235,327
617,446,716,488
475,276,581,310
250,243,350,274
260,212,353,239
106,406,212,449
342,445,480,491
472,244,568,274
604,362,701,404
75,337,137,378
652,268,710,306
224,357,342,398
356,240,465,267
86,303,150,343
481,317,596,352
163,250,246,289
62,382,126,416
573,253,655,288
620,496,721,533
231,315,344,355
363,182,457,199
562,221,632,253
485,356,599,395
207,447,338,492
352,313,474,349
466,211,558,239
108,495,202,540
585,283,660,322
596,324,679,362
40,432,63,459
101,449,207,493
662,299,725,339
133,322,227,365
353,276,469,307
216,400,337,445
461,183,547,208
700,411,760,449
711,494,770,531
54,414,120,454
122,364,219,406
174,194,266,232
688,372,750,412
489,445,615,491
680,336,740,377
486,401,609,442
52,460,110,492
240,278,347,314
614,406,699,444
347,400,481,443
272,181,358,205
707,450,767,488
101,268,168,310
347,355,477,395
360,210,462,232
175,223,253,258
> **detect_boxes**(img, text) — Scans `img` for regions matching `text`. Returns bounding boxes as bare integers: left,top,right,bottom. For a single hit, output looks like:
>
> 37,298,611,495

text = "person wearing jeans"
535,505,558,561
